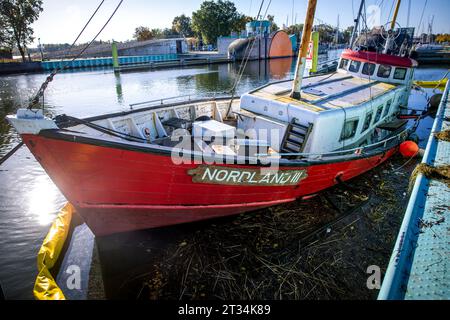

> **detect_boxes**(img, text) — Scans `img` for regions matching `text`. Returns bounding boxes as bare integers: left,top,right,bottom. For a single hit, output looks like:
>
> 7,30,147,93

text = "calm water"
0,54,447,299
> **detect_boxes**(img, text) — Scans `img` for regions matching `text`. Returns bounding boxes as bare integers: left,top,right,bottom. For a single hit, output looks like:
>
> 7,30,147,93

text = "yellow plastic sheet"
33,202,74,300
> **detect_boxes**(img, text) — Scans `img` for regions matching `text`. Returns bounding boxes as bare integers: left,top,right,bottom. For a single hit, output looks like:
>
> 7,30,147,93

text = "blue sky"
32,0,450,45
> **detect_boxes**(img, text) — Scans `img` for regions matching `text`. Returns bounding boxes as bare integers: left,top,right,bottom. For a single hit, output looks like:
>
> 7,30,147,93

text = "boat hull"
22,132,398,236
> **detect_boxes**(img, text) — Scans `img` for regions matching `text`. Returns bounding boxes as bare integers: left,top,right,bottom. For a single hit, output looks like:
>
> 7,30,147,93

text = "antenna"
335,14,340,44
406,0,411,27
292,0,294,26
427,15,434,43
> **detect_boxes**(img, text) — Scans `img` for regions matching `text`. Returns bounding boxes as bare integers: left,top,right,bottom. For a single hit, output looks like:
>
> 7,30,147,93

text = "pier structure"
379,80,450,300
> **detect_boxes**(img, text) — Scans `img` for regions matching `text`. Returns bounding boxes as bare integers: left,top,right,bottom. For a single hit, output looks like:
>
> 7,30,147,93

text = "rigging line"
387,0,395,25
417,0,428,37
232,1,269,92
227,0,266,94
226,0,270,117
62,0,106,60
28,0,124,109
229,0,266,95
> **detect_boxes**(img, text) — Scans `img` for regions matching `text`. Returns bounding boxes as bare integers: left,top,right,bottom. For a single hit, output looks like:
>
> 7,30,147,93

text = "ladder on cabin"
281,119,314,154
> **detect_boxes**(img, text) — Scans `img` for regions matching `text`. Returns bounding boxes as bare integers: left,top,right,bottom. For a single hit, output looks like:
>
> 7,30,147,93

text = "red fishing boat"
6,0,418,236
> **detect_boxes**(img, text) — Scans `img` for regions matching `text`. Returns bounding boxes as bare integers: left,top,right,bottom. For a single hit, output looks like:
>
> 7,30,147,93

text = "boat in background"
6,0,420,236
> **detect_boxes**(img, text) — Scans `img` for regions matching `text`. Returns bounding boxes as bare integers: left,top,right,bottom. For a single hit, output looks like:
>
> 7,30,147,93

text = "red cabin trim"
341,49,418,68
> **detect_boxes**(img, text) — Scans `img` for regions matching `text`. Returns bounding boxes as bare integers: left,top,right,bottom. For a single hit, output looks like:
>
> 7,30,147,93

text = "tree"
286,24,304,37
0,0,43,62
232,14,252,34
192,0,245,45
134,26,153,41
0,19,13,49
172,14,193,37
267,15,279,33
342,26,354,44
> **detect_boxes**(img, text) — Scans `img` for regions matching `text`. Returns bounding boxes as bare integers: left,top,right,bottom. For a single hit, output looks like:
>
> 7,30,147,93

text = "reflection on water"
27,175,61,226
0,52,448,299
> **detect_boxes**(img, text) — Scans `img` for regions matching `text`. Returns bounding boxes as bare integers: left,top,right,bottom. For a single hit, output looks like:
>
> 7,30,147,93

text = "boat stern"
6,109,59,135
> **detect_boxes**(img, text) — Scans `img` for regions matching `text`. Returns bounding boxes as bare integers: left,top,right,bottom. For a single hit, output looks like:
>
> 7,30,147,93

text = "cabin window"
361,112,373,133
383,99,392,117
377,64,392,78
349,60,361,73
374,105,384,123
339,59,349,69
394,67,407,80
362,63,376,76
340,118,359,140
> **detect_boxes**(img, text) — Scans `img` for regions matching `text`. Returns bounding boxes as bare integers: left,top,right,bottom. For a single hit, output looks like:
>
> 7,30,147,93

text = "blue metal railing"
41,54,179,71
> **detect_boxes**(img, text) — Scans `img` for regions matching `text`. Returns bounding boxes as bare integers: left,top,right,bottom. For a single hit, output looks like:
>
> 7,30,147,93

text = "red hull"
22,133,397,236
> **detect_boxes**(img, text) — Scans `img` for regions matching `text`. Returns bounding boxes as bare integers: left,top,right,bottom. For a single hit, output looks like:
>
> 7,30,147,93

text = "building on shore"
218,20,296,61
42,38,188,60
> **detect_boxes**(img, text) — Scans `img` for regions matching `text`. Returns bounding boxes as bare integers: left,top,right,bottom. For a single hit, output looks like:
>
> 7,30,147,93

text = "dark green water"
0,55,447,299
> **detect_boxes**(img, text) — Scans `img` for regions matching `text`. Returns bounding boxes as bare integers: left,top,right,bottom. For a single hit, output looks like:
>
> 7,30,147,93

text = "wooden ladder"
281,119,314,154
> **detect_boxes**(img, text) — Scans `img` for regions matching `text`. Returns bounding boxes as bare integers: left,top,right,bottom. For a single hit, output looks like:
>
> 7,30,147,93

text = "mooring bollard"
112,41,119,71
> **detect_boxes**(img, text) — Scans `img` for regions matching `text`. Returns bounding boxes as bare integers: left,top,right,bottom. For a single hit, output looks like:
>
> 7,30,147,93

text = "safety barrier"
34,203,74,300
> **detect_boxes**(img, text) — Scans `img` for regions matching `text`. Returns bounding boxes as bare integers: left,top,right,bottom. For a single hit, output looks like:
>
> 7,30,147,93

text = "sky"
31,0,450,46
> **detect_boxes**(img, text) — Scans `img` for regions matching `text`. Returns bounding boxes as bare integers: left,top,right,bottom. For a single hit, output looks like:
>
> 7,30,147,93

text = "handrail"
256,126,411,159
129,94,193,109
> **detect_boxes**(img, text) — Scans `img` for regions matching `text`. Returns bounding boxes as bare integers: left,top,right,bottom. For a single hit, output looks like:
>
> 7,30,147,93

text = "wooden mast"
383,0,402,54
290,0,318,100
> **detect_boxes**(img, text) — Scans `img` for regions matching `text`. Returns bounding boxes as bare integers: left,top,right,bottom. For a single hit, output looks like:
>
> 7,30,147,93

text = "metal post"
112,41,119,70
349,0,365,49
290,0,318,100
38,38,44,61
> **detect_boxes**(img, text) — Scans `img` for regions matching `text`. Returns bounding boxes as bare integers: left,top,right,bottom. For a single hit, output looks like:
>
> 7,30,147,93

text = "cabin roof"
249,73,398,113
341,49,418,68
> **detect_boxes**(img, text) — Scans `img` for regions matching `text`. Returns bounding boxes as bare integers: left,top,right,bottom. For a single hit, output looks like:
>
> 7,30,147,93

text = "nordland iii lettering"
188,166,308,186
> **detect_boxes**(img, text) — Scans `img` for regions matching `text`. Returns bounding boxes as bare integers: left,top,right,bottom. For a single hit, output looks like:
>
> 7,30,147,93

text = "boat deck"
251,73,398,112
378,80,450,300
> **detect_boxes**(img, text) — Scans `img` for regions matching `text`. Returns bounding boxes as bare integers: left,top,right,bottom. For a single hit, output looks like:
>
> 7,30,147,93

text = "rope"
57,115,148,143
225,0,269,117
0,142,24,166
417,0,428,36
62,0,106,60
28,0,124,110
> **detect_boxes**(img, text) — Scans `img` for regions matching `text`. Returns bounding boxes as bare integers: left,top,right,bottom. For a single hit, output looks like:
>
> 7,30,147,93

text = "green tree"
134,26,153,41
192,0,245,45
286,24,304,36
0,19,13,49
0,0,43,62
267,15,279,33
232,14,252,34
342,26,354,44
172,14,193,37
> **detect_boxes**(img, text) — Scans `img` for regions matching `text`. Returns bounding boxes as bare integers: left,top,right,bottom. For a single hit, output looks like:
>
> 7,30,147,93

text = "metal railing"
129,94,193,109
256,126,411,160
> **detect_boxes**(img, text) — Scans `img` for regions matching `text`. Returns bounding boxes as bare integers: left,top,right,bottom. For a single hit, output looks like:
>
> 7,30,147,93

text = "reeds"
132,155,418,300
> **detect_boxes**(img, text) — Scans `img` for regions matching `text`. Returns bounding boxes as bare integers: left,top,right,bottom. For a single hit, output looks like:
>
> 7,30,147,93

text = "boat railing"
129,94,194,109
257,127,410,161
128,92,237,110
